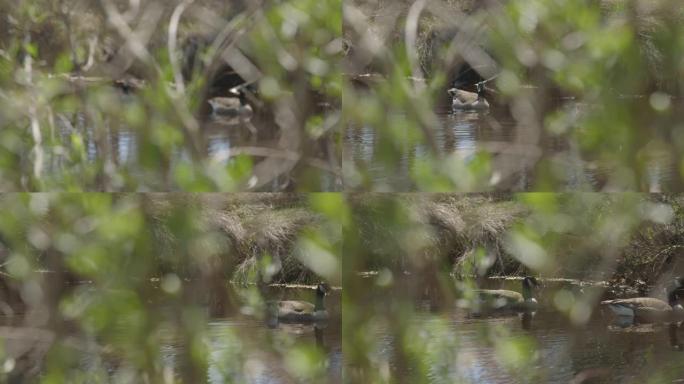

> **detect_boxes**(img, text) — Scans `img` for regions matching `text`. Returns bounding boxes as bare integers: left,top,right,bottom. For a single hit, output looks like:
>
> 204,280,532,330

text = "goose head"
665,277,684,312
672,276,684,294
228,86,245,99
314,282,330,312
522,276,540,302
670,291,684,313
316,282,331,297
476,81,486,98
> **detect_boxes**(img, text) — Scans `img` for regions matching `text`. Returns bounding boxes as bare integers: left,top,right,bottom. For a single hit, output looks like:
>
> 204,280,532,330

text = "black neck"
668,290,678,306
522,279,533,300
315,288,325,311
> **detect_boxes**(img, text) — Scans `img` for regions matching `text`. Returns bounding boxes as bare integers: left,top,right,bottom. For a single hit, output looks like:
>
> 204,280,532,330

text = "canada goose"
601,279,684,322
207,89,257,136
270,283,330,323
474,276,540,311
448,82,489,111
208,90,254,121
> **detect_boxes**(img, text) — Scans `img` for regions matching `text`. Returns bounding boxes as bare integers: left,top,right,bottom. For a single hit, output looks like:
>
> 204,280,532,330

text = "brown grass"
350,194,684,285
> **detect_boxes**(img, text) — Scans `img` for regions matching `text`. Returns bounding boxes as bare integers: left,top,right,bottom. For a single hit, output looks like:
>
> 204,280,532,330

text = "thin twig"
405,0,427,92
211,146,341,176
168,0,194,95
24,33,44,181
103,0,203,159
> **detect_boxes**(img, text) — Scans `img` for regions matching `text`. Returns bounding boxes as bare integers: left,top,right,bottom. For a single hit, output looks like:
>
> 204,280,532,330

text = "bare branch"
169,0,194,95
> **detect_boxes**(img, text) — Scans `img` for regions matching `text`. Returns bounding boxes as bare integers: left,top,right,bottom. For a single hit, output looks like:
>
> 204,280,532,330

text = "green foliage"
344,192,684,382
345,0,684,191
0,0,340,191
0,194,341,382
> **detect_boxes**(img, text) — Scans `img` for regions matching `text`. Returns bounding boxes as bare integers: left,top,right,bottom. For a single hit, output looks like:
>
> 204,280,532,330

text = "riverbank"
349,194,684,286
0,194,331,288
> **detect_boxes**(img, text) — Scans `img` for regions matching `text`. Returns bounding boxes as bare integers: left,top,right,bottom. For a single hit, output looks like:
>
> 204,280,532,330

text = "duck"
473,276,540,312
448,81,489,111
601,278,684,322
269,282,331,323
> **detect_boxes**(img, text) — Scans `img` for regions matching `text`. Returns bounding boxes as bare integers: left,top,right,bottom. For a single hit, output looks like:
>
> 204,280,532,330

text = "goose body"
207,89,257,136
473,276,539,312
601,297,684,324
601,297,672,317
448,82,489,111
269,283,330,323
601,278,684,322
208,97,253,122
276,300,328,322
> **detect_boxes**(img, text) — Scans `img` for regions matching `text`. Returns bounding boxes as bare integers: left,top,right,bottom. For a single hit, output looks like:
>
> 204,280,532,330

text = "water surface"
1,285,341,383
344,105,676,191
346,278,684,383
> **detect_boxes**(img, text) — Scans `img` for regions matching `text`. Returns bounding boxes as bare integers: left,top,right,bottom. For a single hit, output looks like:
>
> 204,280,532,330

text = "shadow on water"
347,277,684,384
0,283,341,384
345,103,677,192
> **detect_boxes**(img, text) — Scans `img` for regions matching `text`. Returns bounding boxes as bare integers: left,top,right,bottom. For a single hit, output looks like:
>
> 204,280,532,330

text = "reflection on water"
344,106,676,191
52,111,339,191
202,316,342,384
1,286,341,384
370,309,684,383
351,278,684,384
64,115,256,166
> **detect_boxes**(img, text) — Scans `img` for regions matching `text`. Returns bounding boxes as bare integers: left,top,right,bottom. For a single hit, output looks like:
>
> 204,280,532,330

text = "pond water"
347,278,684,383
370,308,684,383
62,112,265,166
189,314,342,384
344,105,676,192
1,285,341,383
48,103,340,191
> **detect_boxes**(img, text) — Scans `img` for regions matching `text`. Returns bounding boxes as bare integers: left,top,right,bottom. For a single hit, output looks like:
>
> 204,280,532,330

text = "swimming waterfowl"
474,276,540,311
601,279,684,322
207,89,254,122
207,88,257,136
270,282,330,323
448,82,489,111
